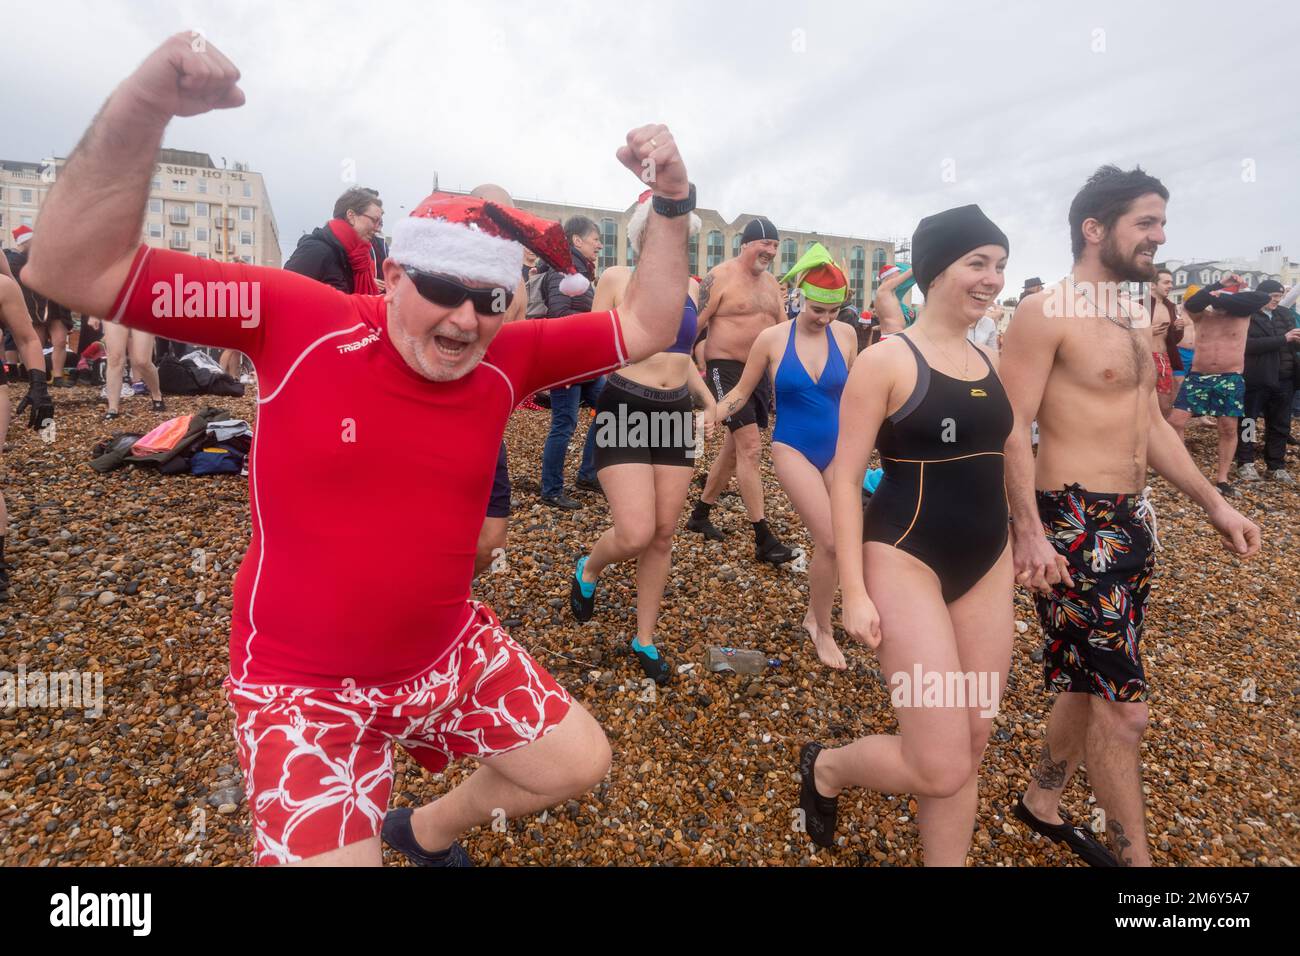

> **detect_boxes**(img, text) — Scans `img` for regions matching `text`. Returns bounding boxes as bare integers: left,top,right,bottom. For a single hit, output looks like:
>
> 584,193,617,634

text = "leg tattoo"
1106,818,1133,867
1030,743,1067,792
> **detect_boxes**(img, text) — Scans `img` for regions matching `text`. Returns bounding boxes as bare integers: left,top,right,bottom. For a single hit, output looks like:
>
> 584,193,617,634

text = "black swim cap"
741,217,779,244
911,204,1009,295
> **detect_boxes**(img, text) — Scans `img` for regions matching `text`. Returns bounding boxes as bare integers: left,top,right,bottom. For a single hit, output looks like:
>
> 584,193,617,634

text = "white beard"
391,300,485,382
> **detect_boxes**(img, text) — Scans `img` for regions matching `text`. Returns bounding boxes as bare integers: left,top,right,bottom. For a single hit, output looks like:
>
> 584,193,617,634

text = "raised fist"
122,32,245,120
616,124,689,200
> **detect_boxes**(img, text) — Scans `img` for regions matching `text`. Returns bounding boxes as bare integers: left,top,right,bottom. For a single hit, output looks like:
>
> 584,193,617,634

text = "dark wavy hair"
1068,165,1168,262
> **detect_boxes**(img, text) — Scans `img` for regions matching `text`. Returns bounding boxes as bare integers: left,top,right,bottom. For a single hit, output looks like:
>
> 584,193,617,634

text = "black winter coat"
284,226,354,293
539,245,596,318
1243,307,1298,389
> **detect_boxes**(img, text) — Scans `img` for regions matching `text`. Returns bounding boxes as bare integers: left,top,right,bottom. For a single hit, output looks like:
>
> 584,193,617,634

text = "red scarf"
327,218,380,295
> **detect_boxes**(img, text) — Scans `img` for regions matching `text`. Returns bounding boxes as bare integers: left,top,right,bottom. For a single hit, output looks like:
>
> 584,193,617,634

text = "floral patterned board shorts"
223,602,571,865
1033,486,1157,703
1173,371,1244,417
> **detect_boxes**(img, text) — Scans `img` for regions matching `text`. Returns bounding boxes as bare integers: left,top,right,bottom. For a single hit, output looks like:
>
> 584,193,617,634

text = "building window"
239,207,254,222
779,238,797,274
599,217,618,271
196,227,209,242
806,240,818,254
687,235,699,276
732,234,742,258
20,189,34,204
850,245,866,311
240,231,253,246
151,178,161,191
1176,271,1186,286
706,230,724,270
627,241,637,268
20,215,33,227
1200,269,1210,283
871,248,888,293
172,179,188,192
198,179,208,194
243,182,253,198
196,202,209,217
148,198,162,214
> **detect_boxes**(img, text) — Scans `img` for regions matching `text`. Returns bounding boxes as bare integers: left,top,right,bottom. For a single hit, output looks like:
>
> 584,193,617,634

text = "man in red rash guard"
25,33,695,866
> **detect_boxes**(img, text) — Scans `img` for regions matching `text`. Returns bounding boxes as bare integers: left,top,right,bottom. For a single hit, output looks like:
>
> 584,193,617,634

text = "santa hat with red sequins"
391,193,590,295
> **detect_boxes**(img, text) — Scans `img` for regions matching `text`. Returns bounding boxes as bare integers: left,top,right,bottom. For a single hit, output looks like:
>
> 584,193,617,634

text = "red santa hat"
390,193,589,296
12,225,33,246
877,262,900,282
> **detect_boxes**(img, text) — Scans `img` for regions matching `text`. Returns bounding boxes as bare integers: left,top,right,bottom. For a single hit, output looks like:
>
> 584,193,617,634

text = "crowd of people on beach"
3,32,1295,868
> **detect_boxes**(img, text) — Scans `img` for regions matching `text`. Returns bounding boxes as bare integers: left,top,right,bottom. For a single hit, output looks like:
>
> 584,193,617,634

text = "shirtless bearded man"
686,217,796,564
1001,165,1259,866
1167,273,1262,496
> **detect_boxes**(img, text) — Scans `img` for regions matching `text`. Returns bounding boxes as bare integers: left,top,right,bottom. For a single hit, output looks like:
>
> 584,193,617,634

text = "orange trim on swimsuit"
894,461,924,547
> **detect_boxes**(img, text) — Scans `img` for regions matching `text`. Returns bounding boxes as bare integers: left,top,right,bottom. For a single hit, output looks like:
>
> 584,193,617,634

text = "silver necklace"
1068,275,1136,330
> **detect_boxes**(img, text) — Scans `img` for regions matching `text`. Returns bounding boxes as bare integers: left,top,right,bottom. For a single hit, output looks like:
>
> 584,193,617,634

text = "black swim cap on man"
741,217,779,244
911,204,1009,295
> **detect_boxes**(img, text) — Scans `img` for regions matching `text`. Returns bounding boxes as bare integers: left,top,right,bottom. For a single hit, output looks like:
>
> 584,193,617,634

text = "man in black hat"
685,217,796,564
1019,276,1043,303
1235,278,1300,482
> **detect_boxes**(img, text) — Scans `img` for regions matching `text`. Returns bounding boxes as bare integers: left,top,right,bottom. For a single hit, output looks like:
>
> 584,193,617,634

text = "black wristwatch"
652,182,696,218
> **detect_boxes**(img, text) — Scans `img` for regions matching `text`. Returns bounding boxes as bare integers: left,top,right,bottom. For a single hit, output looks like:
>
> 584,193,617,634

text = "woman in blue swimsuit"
708,244,858,669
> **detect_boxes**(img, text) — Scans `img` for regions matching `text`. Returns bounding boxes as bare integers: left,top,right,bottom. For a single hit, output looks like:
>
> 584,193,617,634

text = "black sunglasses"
402,267,514,315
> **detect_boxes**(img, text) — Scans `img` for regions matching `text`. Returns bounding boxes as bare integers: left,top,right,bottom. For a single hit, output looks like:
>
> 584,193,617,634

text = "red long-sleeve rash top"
109,246,627,688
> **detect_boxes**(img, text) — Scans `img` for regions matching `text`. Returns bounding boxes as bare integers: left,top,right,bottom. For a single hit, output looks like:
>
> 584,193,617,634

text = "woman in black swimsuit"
798,205,1016,865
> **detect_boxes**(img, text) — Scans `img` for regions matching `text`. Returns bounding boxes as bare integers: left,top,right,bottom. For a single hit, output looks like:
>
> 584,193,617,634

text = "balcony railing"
169,210,189,225
169,237,190,250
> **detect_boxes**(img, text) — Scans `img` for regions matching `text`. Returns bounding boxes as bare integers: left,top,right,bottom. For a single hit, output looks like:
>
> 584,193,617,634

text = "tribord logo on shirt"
337,331,380,354
151,273,261,328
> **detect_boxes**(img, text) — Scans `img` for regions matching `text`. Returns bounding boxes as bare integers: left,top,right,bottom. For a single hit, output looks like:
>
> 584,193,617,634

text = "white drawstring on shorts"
1135,486,1162,553
1090,487,1161,573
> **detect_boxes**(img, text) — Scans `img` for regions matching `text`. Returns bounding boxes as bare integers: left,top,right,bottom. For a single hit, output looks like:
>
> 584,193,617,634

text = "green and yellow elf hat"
781,242,849,305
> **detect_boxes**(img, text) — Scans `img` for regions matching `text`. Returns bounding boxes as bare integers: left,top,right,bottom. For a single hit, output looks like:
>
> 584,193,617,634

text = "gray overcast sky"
5,0,1298,293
